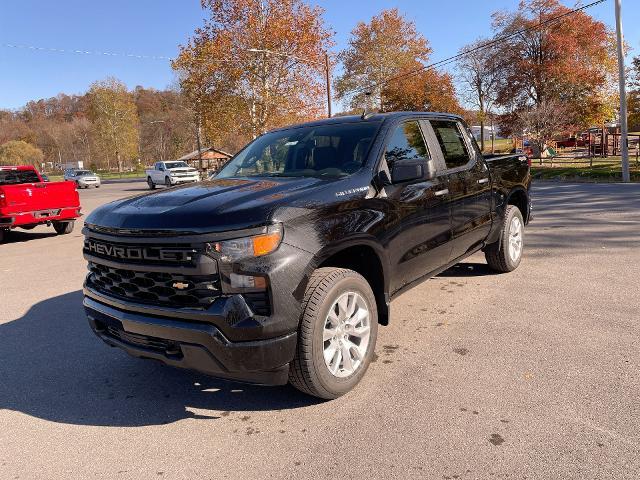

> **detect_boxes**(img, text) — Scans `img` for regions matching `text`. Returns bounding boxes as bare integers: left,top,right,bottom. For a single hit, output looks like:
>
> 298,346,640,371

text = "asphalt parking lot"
1,181,639,480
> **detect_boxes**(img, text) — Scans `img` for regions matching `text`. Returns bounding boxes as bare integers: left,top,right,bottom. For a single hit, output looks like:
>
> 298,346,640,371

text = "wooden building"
177,147,233,172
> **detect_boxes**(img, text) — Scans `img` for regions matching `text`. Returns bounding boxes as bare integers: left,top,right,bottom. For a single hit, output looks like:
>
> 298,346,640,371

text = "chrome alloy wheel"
323,291,371,378
508,215,523,262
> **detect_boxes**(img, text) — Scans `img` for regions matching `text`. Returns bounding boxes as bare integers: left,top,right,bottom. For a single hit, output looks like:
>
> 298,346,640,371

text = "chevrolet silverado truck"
1,165,81,243
82,112,531,399
146,161,200,189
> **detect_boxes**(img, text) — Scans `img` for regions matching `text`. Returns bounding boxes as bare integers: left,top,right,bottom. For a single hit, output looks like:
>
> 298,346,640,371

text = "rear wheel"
53,221,74,235
485,205,524,272
0,229,6,243
147,177,155,190
289,267,378,399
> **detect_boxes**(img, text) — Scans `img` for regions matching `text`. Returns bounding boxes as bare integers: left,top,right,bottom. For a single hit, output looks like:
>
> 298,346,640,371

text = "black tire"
289,267,378,399
165,176,171,188
147,177,156,190
53,221,74,235
75,181,81,189
0,229,6,243
485,205,524,273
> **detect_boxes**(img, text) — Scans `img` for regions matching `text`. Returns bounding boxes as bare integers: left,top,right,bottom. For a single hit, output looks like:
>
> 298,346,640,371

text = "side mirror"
390,157,436,183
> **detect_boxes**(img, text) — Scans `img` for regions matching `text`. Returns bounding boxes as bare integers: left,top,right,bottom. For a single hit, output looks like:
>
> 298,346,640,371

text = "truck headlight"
209,224,282,260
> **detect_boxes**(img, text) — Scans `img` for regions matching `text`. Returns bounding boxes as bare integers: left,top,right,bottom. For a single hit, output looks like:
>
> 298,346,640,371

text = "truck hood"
86,177,332,233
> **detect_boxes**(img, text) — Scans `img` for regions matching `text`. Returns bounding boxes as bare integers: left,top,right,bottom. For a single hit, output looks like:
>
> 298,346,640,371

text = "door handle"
477,178,489,184
434,188,449,197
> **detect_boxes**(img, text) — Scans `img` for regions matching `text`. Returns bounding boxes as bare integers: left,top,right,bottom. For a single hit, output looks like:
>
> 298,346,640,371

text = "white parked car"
146,161,200,189
63,169,101,188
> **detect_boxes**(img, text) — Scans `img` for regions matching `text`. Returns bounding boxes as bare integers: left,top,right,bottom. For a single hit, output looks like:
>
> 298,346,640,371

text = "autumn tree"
630,56,640,89
0,111,34,145
134,86,196,163
511,100,569,157
0,140,44,166
173,0,333,143
88,78,139,171
457,39,501,151
382,69,462,115
629,56,640,132
491,0,617,130
336,8,432,110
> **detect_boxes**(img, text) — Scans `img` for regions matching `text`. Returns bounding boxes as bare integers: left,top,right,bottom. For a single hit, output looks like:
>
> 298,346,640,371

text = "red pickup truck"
0,165,81,243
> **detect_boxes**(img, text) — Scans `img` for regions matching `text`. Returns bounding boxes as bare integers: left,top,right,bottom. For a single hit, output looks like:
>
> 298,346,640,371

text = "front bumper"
169,176,199,184
81,226,314,385
84,295,297,385
78,178,101,187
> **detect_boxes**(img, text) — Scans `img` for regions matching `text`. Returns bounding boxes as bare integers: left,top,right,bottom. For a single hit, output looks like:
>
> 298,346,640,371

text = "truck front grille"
87,262,220,308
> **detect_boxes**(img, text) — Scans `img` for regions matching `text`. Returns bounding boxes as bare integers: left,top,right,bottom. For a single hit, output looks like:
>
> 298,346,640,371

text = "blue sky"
0,0,637,110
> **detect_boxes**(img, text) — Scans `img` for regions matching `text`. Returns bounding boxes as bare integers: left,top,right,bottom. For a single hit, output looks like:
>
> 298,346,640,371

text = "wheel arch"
306,239,391,326
505,186,530,224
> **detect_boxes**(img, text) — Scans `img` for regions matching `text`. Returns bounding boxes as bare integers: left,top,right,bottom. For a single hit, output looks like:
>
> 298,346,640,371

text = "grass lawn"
481,138,514,154
532,161,640,182
45,171,146,182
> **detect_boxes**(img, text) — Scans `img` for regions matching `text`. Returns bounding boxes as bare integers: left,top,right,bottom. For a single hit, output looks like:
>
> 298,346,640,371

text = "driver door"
381,120,453,294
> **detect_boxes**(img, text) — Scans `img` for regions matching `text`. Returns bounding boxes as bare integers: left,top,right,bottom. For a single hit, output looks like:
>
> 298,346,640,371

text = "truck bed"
0,181,80,227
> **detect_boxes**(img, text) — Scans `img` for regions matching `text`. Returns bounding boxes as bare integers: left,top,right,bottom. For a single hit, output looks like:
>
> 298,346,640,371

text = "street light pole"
615,0,630,182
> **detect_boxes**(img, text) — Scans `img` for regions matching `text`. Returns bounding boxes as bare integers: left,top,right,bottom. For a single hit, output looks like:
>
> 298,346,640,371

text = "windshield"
75,170,93,176
164,162,189,169
216,122,381,179
0,169,41,185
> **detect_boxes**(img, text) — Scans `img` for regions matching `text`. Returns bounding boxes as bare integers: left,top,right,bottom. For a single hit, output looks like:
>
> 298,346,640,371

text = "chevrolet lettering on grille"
84,239,194,262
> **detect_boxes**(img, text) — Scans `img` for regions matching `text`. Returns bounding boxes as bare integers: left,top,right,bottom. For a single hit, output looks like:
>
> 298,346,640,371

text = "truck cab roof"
0,165,38,171
269,111,464,133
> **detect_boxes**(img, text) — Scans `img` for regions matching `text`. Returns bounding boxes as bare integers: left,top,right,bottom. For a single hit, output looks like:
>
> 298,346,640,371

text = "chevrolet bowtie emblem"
172,282,190,290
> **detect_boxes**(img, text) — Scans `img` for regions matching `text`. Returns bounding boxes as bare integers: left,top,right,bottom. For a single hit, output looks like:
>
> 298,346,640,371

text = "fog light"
230,273,267,289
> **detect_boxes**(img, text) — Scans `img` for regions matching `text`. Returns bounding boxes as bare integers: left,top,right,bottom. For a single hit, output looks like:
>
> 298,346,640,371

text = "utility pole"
615,0,630,182
195,114,203,172
324,52,332,118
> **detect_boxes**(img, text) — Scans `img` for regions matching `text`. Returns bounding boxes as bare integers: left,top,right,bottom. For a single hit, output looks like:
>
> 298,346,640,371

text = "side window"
384,121,429,168
430,120,471,169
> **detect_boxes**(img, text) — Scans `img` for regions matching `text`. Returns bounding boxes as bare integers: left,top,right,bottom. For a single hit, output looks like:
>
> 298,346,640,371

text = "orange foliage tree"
172,0,334,144
335,8,461,114
492,0,617,130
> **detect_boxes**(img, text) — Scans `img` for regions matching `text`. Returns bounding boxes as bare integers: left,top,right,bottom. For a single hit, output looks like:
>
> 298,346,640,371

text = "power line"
1,42,174,61
344,0,608,99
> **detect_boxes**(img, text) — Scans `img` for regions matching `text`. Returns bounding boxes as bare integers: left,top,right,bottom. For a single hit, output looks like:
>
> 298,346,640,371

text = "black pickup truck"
82,112,531,399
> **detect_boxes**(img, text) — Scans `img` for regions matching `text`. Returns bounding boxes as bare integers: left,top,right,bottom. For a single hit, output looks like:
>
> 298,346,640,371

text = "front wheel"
289,267,378,399
0,229,7,243
485,205,524,272
164,176,171,188
53,221,74,235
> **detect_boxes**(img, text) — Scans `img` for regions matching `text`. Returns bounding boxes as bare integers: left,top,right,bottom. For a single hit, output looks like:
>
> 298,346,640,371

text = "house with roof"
176,147,233,171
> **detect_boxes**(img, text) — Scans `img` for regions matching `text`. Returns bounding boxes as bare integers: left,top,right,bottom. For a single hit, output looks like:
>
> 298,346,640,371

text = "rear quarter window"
430,120,471,169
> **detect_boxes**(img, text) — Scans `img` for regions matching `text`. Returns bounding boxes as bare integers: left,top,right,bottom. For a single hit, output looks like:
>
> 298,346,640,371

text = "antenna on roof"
361,91,374,119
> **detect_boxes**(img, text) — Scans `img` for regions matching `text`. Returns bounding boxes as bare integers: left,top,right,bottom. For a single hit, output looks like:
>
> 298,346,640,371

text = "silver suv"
64,169,101,189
